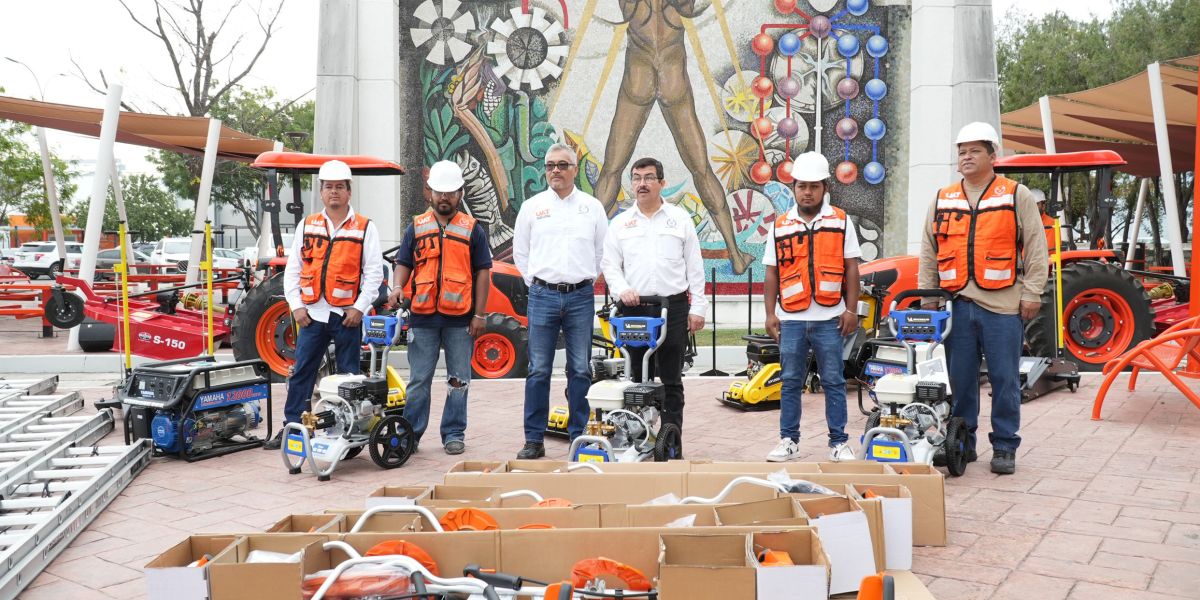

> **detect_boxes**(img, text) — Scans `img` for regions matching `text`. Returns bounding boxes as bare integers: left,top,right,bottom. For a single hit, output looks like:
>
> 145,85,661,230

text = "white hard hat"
427,160,465,192
789,152,831,182
1030,188,1047,204
955,122,1000,147
317,159,352,181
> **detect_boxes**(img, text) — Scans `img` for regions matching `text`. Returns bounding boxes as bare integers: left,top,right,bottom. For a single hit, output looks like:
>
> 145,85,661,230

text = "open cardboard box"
851,484,914,571
796,496,875,595
325,508,426,533
144,535,239,600
715,497,809,527
658,530,829,600
440,472,690,504
608,503,722,527
364,485,430,508
267,514,345,534
207,534,331,600
336,530,500,576
418,484,502,508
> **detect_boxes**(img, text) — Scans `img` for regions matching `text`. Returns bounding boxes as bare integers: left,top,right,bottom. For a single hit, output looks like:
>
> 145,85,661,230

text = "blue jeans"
284,312,361,424
779,318,848,446
524,283,594,442
945,300,1022,453
403,326,472,445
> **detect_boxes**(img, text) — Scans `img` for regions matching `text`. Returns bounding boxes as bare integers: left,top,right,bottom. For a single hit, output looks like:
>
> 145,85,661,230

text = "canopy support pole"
1147,62,1187,277
1125,178,1150,270
36,128,66,262
68,84,122,351
110,159,136,272
186,119,222,285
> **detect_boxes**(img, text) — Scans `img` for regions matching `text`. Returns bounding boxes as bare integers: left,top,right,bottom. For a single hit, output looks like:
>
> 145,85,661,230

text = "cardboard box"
692,461,822,474
658,531,829,600
364,485,430,508
418,484,501,508
207,534,331,600
439,472,689,504
796,496,875,595
267,514,345,534
326,508,426,533
445,460,506,474
715,497,809,527
337,530,500,577
852,484,914,571
144,535,238,600
817,461,897,474
616,504,722,527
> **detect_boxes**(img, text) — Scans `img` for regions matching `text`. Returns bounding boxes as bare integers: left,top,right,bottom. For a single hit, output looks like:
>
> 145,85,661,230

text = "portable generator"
568,296,681,463
117,356,272,461
720,334,782,410
860,289,970,476
282,314,416,481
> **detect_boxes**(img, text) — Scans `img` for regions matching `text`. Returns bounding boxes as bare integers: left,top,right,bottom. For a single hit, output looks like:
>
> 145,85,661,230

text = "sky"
1,0,1116,177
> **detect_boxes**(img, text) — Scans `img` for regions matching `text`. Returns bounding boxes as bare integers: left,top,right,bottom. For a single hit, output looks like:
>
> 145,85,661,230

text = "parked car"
241,232,294,269
95,248,152,280
149,237,192,268
13,242,83,279
0,248,17,265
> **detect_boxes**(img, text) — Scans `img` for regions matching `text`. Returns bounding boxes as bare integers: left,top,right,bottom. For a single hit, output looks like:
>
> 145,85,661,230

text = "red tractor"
230,152,529,380
860,150,1181,372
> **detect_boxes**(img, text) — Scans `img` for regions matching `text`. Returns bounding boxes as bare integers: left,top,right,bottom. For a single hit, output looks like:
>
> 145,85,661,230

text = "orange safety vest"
933,176,1020,292
773,206,848,312
1041,213,1057,254
410,210,476,316
299,212,371,307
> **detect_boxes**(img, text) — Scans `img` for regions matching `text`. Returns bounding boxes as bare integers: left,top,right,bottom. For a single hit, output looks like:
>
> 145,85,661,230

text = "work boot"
444,440,465,455
262,430,284,450
990,449,1016,475
517,442,545,459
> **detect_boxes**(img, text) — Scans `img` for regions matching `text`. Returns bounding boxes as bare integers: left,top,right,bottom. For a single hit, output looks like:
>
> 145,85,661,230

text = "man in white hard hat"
266,159,385,449
762,151,862,462
387,161,492,455
601,157,707,452
917,122,1047,474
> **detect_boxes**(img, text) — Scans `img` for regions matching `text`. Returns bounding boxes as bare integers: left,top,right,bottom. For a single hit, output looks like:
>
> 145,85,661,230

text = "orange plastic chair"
1093,314,1200,419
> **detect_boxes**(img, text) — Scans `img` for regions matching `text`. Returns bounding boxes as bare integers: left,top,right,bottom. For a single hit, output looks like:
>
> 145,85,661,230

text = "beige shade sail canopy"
0,95,279,161
1001,54,1197,178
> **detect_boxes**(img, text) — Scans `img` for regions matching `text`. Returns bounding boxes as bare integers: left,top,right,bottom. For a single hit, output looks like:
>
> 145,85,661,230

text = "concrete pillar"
903,0,1000,255
315,0,360,216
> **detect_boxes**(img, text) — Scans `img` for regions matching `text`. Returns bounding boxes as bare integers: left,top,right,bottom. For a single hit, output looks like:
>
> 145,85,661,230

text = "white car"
12,242,83,279
241,232,294,269
150,238,242,273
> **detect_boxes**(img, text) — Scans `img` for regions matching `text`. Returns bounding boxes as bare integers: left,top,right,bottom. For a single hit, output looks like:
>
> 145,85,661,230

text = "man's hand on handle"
387,288,404,309
619,289,640,307
292,307,312,328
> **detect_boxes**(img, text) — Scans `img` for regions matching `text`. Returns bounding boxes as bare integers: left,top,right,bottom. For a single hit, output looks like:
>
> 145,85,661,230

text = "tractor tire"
231,272,295,382
472,313,528,379
1025,261,1153,372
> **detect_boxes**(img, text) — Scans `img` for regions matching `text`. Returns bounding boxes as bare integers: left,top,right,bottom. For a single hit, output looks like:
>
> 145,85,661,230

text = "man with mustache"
601,157,707,445
266,160,385,450
388,161,492,455
918,122,1047,475
763,152,861,463
513,143,609,459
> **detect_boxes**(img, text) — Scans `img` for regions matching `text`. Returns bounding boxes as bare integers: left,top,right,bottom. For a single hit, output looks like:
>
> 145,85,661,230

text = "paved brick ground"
8,370,1200,599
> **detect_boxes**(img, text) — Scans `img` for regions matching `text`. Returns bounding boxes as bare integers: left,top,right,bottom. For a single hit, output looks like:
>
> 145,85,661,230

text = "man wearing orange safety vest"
266,160,385,449
1032,189,1058,254
387,161,492,455
918,122,1048,475
763,152,862,463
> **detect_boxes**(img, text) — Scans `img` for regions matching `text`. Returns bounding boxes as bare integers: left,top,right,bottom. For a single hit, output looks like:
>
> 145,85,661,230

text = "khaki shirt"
918,179,1049,315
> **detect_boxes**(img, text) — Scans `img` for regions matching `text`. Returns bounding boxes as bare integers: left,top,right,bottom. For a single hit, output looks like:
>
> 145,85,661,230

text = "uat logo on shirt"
624,219,638,228
535,208,551,219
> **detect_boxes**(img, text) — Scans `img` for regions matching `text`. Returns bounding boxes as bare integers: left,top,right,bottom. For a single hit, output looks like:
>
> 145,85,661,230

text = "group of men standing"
267,121,1045,476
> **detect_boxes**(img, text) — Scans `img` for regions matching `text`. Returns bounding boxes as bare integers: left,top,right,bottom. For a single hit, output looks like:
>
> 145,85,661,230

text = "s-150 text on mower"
568,296,683,463
282,314,417,481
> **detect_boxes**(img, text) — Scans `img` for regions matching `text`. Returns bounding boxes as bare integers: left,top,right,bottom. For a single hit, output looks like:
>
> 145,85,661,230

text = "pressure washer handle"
888,288,953,312
612,295,667,318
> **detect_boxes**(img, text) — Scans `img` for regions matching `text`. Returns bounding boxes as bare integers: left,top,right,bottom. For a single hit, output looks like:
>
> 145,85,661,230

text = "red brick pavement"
11,371,1200,599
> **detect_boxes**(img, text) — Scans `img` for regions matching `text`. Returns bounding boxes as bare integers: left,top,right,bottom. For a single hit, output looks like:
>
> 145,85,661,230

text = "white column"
1125,178,1150,270
355,0,403,248
186,119,222,284
110,159,136,267
1147,62,1187,276
1038,96,1056,153
69,83,122,351
35,128,67,261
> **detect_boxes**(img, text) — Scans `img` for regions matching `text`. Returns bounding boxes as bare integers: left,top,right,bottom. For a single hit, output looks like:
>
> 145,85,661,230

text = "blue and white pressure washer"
568,296,682,463
860,289,970,476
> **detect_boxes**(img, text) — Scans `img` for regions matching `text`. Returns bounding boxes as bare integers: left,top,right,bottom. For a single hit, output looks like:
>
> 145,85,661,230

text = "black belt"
534,277,592,292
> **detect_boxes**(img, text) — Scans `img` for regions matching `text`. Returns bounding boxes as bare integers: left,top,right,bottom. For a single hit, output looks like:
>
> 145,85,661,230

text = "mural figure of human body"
594,0,754,274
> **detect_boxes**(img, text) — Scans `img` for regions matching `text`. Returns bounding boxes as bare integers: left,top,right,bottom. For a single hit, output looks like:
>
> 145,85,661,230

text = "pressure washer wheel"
653,423,683,462
943,416,969,477
368,414,416,469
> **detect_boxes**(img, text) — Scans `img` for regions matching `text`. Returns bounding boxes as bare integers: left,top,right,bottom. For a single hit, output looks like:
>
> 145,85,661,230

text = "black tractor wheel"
1025,261,1153,372
943,416,969,477
368,414,416,469
653,423,683,462
231,272,295,382
472,313,529,379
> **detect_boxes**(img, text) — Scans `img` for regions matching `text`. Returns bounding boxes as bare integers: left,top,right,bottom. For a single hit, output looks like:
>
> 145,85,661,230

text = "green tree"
68,173,192,242
151,86,314,237
0,117,77,232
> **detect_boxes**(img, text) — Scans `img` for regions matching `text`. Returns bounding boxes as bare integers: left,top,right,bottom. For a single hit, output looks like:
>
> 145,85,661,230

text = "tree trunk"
1149,178,1163,267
